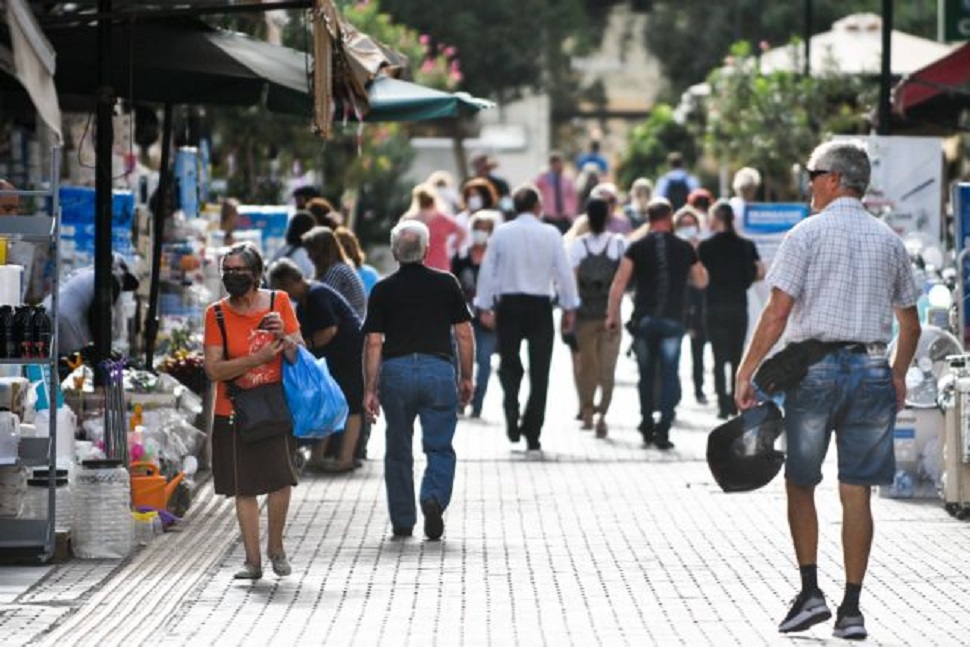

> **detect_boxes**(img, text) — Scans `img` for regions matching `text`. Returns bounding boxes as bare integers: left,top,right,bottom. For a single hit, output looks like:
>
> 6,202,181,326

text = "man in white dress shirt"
475,184,579,455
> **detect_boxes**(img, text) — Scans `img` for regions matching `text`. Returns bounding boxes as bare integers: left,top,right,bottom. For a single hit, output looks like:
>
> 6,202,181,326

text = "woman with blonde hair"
334,226,380,296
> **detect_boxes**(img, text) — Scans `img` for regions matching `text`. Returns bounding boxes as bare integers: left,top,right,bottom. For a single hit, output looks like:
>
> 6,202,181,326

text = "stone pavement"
4,335,970,646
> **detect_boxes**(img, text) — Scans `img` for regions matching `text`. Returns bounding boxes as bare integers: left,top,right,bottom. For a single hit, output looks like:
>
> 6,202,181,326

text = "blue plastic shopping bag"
283,346,349,439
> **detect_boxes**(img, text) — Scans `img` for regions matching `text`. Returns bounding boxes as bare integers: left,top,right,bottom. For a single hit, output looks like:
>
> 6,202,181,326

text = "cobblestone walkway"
4,339,970,645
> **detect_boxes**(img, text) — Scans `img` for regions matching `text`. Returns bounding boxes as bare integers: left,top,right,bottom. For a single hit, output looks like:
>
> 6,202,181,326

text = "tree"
614,103,698,189
644,1,937,99
701,42,875,200
378,0,593,103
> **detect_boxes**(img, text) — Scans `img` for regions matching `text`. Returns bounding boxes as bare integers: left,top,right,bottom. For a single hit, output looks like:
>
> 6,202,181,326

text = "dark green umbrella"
39,18,491,120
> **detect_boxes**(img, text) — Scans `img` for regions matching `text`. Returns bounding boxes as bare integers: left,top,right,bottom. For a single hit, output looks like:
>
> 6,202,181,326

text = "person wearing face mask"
674,207,709,406
451,211,500,418
203,242,303,581
451,178,500,260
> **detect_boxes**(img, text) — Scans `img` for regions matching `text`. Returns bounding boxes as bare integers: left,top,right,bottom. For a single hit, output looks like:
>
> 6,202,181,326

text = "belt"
841,342,888,356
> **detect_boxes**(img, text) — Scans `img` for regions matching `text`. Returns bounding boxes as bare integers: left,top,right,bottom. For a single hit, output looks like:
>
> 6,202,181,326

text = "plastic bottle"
0,305,14,358
12,306,32,358
31,306,51,358
129,404,143,432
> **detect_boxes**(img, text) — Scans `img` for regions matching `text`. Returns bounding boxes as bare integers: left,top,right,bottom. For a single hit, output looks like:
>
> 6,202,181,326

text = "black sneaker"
421,498,444,541
833,607,867,640
654,437,675,451
392,526,412,538
638,421,655,446
779,589,832,633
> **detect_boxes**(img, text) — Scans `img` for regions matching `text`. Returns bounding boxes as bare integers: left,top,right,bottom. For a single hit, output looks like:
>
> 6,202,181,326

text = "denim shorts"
783,348,896,487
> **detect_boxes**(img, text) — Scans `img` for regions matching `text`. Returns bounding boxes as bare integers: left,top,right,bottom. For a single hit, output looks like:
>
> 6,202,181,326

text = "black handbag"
215,293,292,444
753,339,848,394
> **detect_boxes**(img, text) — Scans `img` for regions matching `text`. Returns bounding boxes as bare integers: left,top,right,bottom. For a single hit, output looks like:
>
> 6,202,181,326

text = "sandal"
269,552,291,577
233,563,263,580
321,460,356,474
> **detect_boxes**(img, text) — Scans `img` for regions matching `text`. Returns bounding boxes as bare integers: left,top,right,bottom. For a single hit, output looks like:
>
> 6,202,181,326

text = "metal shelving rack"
0,148,61,562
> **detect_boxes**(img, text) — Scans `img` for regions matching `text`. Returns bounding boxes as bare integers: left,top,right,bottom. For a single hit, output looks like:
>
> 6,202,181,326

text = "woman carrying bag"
203,242,303,580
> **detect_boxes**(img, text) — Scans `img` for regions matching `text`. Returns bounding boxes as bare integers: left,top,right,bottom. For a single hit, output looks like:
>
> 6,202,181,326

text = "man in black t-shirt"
698,201,765,419
268,258,364,473
362,220,474,541
606,198,708,449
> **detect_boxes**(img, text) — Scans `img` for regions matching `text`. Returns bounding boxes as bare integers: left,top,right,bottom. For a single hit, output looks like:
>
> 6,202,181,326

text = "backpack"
664,176,690,210
576,237,620,320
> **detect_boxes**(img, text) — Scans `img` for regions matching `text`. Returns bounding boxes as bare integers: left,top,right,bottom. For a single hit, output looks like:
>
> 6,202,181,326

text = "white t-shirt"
568,232,626,268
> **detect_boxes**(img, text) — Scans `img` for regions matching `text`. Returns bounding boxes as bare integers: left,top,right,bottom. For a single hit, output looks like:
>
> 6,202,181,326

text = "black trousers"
496,295,554,449
705,305,747,416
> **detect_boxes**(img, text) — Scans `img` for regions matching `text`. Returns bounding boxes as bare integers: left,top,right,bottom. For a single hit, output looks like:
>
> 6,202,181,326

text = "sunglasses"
807,169,832,181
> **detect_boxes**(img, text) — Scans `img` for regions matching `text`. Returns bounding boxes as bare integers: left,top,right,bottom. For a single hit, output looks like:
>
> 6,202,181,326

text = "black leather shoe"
638,421,655,446
654,437,675,451
392,526,412,537
421,499,444,541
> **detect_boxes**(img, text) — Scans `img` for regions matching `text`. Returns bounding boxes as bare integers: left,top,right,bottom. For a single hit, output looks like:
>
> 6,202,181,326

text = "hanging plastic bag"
282,346,348,439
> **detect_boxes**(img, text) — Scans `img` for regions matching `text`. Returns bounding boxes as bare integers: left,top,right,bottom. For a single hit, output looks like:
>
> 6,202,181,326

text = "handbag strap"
214,291,277,361
215,291,279,395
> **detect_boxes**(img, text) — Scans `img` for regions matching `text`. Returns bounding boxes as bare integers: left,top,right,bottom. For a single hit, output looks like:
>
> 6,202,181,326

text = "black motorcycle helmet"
707,401,785,493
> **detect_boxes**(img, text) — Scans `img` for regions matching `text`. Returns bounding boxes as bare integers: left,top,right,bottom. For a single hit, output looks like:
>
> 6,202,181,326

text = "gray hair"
390,219,430,264
222,242,264,278
732,167,761,194
807,139,870,194
267,257,304,288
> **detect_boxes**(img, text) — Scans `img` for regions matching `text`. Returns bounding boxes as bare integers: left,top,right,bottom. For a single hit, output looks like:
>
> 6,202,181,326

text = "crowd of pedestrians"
198,137,922,642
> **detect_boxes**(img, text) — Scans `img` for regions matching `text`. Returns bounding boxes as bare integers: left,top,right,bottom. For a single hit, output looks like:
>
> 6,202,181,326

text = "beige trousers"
575,318,623,417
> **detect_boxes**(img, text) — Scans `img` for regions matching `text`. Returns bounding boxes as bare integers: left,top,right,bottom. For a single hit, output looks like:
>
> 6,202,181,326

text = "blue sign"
743,203,809,234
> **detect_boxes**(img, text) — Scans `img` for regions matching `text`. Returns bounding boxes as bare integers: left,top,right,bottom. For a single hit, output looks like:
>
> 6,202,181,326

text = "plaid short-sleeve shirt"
766,197,919,344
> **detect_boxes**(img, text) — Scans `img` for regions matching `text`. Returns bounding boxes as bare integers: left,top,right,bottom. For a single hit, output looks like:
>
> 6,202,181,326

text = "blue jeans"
784,348,896,486
472,321,497,414
380,354,459,530
633,315,685,431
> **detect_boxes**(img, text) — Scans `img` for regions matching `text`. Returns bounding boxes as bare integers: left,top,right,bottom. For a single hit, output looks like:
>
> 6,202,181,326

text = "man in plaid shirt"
735,139,921,641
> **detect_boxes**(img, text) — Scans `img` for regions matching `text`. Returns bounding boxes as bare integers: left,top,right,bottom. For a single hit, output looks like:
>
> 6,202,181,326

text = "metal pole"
803,0,813,77
95,0,113,369
878,0,893,135
144,104,173,370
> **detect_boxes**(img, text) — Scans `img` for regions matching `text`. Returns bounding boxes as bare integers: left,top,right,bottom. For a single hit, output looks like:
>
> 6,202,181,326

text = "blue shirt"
474,213,579,310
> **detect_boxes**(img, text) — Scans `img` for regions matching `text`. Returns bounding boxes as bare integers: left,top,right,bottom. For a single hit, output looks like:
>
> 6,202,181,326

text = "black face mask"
222,273,253,297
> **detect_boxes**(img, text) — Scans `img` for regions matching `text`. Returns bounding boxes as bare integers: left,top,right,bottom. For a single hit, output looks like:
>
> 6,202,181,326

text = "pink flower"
421,59,436,73
443,46,457,58
419,34,430,46
449,70,463,83
449,59,461,72
759,40,770,52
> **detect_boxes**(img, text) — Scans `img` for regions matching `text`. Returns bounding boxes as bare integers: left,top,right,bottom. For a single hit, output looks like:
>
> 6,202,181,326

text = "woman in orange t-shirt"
203,243,303,581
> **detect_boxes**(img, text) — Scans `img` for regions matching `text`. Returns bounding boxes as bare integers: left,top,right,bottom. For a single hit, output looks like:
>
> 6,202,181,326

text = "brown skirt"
211,415,298,497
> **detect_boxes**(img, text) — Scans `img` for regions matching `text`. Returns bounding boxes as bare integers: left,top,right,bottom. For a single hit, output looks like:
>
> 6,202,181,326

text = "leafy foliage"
614,104,698,189
377,0,592,102
701,42,875,199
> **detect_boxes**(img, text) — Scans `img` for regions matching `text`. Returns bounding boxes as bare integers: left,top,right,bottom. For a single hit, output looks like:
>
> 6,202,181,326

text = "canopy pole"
878,0,893,135
94,0,113,372
144,103,173,370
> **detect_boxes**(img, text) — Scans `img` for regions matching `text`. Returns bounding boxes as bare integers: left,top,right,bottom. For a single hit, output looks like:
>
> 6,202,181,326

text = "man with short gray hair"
362,219,474,541
735,139,921,640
